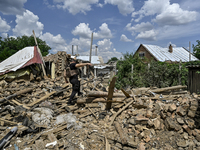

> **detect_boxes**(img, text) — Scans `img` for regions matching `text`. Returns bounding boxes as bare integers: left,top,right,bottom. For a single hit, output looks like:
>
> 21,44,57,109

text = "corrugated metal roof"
76,56,102,64
143,44,199,62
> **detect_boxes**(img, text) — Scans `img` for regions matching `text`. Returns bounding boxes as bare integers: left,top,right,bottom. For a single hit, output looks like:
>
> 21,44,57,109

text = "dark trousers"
69,77,80,101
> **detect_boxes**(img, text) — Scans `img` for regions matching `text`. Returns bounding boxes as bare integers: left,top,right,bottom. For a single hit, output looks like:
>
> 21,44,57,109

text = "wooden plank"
27,91,57,107
105,136,111,150
0,118,17,125
51,62,55,79
42,124,68,136
114,121,128,145
87,91,125,97
110,96,135,126
77,97,124,104
11,99,30,109
121,88,131,98
150,85,187,93
47,133,58,150
0,88,33,103
106,77,117,110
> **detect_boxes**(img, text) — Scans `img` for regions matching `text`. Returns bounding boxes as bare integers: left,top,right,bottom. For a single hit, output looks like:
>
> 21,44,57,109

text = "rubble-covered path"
0,77,200,150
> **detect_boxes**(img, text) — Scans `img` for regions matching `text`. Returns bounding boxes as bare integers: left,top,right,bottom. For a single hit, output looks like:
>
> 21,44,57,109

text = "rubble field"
0,76,200,150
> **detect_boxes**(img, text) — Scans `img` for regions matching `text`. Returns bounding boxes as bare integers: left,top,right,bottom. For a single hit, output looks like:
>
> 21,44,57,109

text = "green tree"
106,57,119,64
193,40,200,59
115,52,188,89
115,52,147,89
0,35,51,61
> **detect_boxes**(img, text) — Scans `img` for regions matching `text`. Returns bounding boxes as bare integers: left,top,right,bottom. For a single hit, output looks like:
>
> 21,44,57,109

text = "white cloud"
126,22,153,34
180,0,200,11
154,3,197,25
69,38,122,63
94,23,112,39
0,16,11,32
72,23,112,40
140,0,169,16
70,38,92,54
1,33,8,38
53,0,98,15
136,29,158,41
104,0,135,16
120,34,133,42
132,0,198,25
157,22,200,40
0,0,27,15
12,10,44,37
97,39,122,62
40,32,70,54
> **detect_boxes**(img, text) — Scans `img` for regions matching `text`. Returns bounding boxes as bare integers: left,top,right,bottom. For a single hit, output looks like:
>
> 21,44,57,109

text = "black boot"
67,99,75,105
78,92,83,96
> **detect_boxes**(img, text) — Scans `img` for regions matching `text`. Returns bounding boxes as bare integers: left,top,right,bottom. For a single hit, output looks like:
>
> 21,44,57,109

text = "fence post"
179,60,182,85
131,64,134,79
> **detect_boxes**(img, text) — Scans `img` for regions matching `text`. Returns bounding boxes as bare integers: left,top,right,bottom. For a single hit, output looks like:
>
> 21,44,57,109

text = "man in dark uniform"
68,58,92,105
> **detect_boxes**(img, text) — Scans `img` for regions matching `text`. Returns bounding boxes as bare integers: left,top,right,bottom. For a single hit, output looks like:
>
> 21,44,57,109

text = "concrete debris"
0,75,200,150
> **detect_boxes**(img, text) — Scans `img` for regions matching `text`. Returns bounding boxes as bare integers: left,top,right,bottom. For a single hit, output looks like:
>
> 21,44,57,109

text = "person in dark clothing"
68,58,92,105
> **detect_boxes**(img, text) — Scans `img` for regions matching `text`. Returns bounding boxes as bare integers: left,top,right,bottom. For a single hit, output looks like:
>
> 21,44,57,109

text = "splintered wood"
106,77,116,110
0,74,197,150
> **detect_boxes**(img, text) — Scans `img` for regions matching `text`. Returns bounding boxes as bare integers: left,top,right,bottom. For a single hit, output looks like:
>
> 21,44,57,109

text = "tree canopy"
115,52,188,89
193,40,200,59
0,35,51,62
106,57,119,64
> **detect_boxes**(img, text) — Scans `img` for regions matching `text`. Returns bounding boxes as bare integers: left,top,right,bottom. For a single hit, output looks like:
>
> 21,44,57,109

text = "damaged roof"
142,44,198,62
76,56,104,64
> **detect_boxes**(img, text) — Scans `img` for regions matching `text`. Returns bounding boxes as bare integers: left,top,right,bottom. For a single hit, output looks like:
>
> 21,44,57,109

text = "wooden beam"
32,30,47,77
87,91,125,97
106,77,117,110
149,85,187,93
27,91,57,107
110,96,135,126
0,88,33,103
121,88,131,98
114,121,128,145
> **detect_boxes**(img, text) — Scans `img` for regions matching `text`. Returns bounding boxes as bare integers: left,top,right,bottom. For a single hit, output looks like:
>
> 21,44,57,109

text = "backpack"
64,65,78,78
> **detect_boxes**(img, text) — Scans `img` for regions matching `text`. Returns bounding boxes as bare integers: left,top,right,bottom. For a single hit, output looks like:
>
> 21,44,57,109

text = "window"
139,52,145,58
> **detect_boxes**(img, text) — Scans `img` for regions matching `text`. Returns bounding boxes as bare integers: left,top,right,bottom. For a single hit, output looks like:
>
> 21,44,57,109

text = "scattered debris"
0,67,200,149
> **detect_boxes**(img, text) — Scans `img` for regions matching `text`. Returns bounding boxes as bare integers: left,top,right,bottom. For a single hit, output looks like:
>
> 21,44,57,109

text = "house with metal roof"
134,44,198,62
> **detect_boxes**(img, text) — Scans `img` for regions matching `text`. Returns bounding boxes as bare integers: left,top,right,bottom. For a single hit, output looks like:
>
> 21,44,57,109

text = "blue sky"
0,0,200,63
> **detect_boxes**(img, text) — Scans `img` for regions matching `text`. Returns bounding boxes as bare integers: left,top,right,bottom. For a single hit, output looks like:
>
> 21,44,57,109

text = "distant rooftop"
142,44,198,62
76,56,104,64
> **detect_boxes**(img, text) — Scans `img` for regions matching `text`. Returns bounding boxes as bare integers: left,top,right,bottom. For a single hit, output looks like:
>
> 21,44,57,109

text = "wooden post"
72,45,74,55
89,32,93,63
179,60,182,85
114,121,128,145
131,64,134,79
32,30,47,77
51,62,55,79
106,76,117,110
189,41,191,61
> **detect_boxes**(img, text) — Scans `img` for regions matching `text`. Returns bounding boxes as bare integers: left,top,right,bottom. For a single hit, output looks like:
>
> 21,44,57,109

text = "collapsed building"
1,49,200,150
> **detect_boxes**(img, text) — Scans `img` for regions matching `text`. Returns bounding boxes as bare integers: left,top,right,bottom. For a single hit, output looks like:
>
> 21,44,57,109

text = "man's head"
70,57,77,63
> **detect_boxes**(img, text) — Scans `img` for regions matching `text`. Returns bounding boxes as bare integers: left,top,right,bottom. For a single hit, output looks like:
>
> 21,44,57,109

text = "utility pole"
189,41,191,61
77,45,78,55
72,45,74,55
89,32,93,63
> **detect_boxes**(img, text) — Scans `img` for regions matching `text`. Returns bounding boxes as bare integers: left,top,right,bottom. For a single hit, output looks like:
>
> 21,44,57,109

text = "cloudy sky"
0,0,199,63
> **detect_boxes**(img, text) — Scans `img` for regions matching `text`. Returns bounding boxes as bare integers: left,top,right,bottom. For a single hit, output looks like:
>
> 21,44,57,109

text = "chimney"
169,44,173,53
95,46,98,56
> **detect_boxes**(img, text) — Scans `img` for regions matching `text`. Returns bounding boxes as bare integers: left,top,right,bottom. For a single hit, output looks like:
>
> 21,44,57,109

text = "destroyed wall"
43,51,71,78
1,75,200,149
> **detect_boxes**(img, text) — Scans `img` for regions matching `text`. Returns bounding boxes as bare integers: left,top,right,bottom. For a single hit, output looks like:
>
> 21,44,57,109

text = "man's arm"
75,63,92,68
